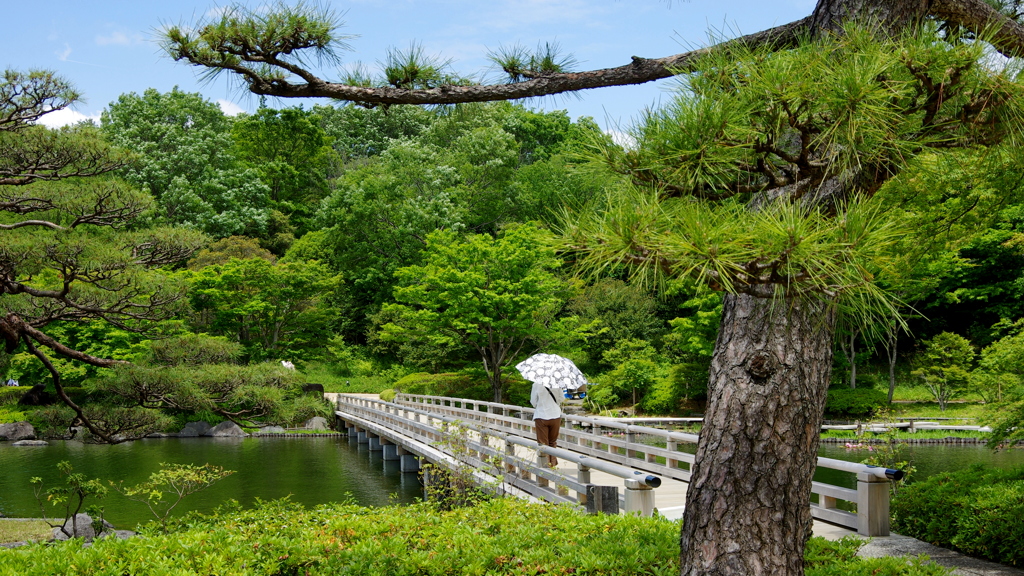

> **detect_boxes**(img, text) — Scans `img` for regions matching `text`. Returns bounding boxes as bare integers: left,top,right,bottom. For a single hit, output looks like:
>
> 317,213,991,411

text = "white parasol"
515,353,588,392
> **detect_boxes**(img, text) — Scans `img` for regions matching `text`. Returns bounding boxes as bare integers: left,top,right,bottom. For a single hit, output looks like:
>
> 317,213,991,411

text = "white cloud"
36,108,102,128
606,129,636,150
217,99,246,116
96,29,143,46
56,43,72,61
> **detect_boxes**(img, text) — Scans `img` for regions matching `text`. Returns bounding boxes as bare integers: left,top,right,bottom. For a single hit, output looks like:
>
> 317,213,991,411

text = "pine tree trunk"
679,293,837,576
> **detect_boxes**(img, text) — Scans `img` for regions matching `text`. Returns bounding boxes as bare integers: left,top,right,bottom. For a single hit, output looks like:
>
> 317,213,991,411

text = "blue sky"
3,0,814,131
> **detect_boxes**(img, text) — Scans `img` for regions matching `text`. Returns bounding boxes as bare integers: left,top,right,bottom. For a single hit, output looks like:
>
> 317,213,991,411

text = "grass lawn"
300,363,394,394
0,520,50,544
886,402,989,420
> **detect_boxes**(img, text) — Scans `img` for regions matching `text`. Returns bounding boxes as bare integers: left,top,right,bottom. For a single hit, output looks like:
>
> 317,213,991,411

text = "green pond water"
2,435,1022,531
0,436,422,528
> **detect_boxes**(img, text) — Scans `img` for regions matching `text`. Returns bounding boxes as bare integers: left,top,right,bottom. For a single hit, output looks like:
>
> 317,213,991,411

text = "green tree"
160,3,1024,574
314,103,434,162
1,70,205,443
186,258,341,361
30,461,108,539
974,319,1024,403
112,463,234,531
101,88,271,238
378,224,572,402
911,332,976,411
568,278,665,370
231,107,338,234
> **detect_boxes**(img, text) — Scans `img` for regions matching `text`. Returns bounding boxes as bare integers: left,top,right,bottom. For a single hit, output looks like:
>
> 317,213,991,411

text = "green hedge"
0,498,949,576
824,388,888,418
892,464,1024,566
0,387,24,406
392,372,531,405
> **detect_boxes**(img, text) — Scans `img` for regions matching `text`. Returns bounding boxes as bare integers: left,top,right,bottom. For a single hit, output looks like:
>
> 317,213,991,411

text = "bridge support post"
667,440,678,470
585,485,619,515
623,479,654,517
577,465,591,504
505,440,516,475
382,440,398,461
536,451,549,488
368,433,382,451
399,448,420,473
357,429,368,443
857,472,890,537
626,431,636,460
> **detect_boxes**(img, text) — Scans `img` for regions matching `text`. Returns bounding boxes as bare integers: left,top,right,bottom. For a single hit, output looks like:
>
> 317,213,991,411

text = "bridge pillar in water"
357,428,368,443
398,447,420,473
623,479,654,517
382,439,399,461
368,433,382,451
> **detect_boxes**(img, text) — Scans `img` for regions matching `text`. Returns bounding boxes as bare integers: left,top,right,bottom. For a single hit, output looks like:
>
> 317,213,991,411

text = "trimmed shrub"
824,388,888,417
892,464,1024,566
0,498,951,576
0,387,24,406
379,388,397,402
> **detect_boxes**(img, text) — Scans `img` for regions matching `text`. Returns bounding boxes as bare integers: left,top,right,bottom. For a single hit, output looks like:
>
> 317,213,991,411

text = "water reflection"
0,437,423,528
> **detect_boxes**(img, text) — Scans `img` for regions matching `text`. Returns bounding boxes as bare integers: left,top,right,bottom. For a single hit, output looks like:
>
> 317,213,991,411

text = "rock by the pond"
97,529,136,541
0,421,35,441
11,440,48,446
261,425,286,434
304,416,329,430
179,421,212,437
208,421,246,437
52,513,114,542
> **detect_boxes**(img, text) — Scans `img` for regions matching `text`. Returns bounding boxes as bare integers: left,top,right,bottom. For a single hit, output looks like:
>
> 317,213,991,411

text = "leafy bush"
641,363,709,414
824,388,888,417
892,464,1024,566
379,388,397,402
0,498,950,576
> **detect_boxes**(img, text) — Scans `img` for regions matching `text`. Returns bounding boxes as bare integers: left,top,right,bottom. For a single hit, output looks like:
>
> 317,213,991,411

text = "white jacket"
530,381,563,420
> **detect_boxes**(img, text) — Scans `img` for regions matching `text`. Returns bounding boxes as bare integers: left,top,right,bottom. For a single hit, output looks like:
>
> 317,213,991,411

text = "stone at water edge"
0,421,35,441
179,421,212,437
304,416,329,430
208,421,247,437
11,439,48,446
52,513,114,542
260,425,286,433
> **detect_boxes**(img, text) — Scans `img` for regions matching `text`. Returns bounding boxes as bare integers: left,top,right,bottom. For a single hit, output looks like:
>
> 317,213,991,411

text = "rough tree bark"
680,294,837,576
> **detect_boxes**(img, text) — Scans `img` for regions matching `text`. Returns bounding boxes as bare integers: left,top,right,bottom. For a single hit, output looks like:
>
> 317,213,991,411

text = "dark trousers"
534,417,561,466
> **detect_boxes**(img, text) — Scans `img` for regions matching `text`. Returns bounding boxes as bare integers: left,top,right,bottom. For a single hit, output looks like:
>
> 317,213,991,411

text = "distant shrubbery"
892,464,1024,566
392,372,531,406
824,388,889,418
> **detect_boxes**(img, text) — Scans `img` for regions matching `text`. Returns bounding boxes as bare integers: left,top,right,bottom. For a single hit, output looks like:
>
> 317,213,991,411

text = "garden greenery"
0,498,952,576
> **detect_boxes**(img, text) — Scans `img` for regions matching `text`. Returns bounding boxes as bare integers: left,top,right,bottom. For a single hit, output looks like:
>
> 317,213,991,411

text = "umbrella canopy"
515,353,588,391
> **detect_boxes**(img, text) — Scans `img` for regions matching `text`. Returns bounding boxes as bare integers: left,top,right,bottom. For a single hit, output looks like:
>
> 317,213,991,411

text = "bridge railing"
394,393,899,536
331,394,663,516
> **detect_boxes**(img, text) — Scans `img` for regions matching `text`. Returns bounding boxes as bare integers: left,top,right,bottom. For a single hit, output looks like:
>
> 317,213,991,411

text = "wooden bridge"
329,393,899,537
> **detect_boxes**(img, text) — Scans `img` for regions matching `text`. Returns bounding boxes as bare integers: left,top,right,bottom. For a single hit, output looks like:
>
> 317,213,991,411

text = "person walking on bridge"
518,354,589,468
530,377,564,467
